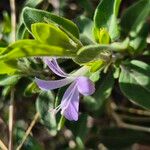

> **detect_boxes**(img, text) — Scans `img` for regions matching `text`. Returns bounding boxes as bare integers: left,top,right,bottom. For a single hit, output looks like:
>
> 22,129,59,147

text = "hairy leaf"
31,23,76,49
36,91,57,135
119,60,150,109
93,0,121,41
120,0,150,36
23,7,79,38
0,40,76,62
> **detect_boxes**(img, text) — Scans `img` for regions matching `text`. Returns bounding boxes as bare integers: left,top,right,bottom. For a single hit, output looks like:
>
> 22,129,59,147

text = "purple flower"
35,58,95,121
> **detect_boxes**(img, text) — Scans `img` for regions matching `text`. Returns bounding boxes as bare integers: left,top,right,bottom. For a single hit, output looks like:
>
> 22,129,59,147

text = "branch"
9,0,16,42
9,0,16,149
111,111,150,133
116,106,150,116
109,102,150,133
0,139,8,150
16,112,40,150
8,88,15,150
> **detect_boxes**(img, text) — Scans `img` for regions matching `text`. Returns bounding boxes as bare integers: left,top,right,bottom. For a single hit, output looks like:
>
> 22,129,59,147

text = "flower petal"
44,58,68,77
35,77,73,90
76,76,95,96
61,82,79,121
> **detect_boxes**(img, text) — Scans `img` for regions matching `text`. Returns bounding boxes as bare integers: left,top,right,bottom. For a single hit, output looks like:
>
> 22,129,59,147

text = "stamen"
49,104,61,116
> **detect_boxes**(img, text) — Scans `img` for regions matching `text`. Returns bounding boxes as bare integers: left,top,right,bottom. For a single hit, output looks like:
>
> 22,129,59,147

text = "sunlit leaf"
31,23,76,49
23,7,79,38
0,40,76,62
93,0,121,42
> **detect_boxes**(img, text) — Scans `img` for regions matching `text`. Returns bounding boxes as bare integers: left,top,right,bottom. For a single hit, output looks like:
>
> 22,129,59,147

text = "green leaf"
2,86,12,98
93,0,121,42
75,16,94,43
24,82,40,96
0,61,17,74
129,23,149,53
0,40,76,62
24,0,43,7
68,114,88,140
120,0,150,36
17,23,28,40
17,0,44,40
0,74,20,86
31,23,76,49
119,60,150,109
84,70,114,112
77,0,94,17
23,7,79,38
75,45,112,64
36,91,57,135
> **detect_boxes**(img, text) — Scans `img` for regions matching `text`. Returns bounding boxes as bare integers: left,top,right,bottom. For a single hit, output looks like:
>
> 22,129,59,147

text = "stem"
109,102,150,133
16,112,40,150
9,0,16,149
8,89,15,150
10,0,16,42
57,115,66,131
0,139,8,150
111,110,150,133
116,106,150,116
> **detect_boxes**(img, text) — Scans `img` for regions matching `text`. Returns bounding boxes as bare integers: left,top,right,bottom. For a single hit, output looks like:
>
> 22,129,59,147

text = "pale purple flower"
35,58,95,121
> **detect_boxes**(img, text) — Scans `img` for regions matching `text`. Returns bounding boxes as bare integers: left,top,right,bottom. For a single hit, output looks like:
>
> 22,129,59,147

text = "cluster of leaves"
0,0,150,149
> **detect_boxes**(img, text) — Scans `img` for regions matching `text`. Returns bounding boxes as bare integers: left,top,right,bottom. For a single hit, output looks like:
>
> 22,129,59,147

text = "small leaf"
129,23,149,53
75,45,112,64
119,60,150,109
0,40,76,62
24,82,40,96
31,23,76,49
36,91,57,135
93,0,121,41
75,16,94,43
23,7,79,38
98,28,110,44
0,74,20,86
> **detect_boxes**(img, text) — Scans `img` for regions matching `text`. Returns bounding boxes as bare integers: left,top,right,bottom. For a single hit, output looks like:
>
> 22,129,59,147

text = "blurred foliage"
0,0,150,150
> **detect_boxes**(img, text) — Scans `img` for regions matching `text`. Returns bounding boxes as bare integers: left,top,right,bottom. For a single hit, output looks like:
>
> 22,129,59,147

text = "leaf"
0,61,17,74
31,23,76,49
119,60,150,109
0,74,20,86
36,91,57,135
16,0,44,39
24,82,40,96
17,23,28,40
84,70,114,112
24,0,44,7
23,7,79,38
75,16,94,42
120,0,150,36
129,23,149,53
73,114,88,140
75,45,112,64
0,40,76,62
77,0,94,17
93,0,121,42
